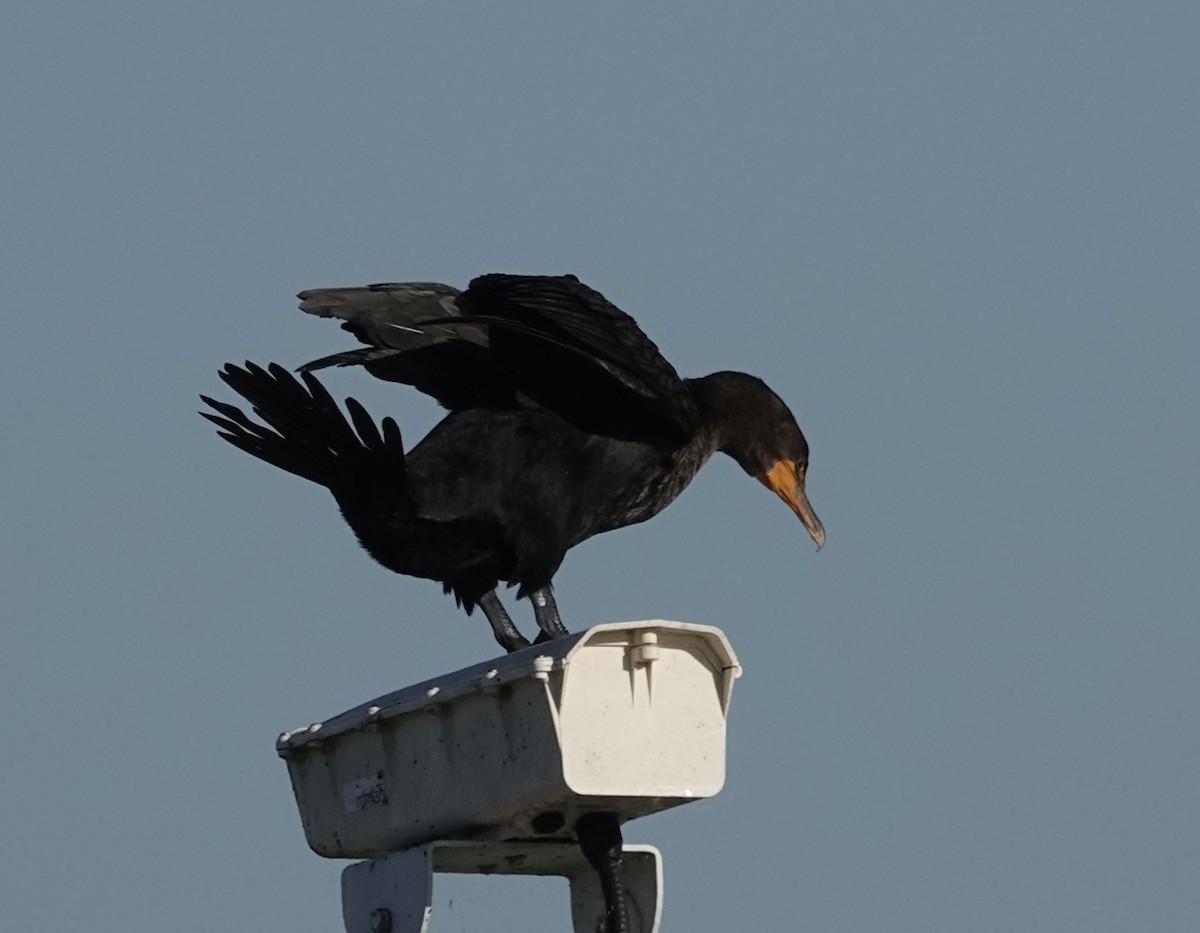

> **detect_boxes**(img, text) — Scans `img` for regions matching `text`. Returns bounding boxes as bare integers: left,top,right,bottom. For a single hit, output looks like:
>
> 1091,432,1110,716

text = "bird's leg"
530,585,569,642
478,591,530,653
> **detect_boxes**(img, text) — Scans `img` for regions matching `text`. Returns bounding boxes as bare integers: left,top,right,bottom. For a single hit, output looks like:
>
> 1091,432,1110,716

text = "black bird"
201,274,823,652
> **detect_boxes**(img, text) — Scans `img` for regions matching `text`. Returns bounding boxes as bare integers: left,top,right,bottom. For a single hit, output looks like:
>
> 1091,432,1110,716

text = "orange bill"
759,460,825,550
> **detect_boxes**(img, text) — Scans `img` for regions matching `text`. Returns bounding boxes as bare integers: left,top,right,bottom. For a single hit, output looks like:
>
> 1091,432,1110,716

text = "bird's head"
693,371,825,550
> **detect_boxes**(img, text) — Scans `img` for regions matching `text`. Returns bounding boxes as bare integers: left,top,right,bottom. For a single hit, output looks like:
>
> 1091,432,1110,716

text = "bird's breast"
578,441,713,538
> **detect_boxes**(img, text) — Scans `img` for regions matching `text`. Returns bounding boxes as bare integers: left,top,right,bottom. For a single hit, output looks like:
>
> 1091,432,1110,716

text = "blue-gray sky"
3,3,1198,931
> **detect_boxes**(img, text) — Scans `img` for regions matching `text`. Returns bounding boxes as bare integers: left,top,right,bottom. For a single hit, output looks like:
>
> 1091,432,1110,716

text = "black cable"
576,812,630,933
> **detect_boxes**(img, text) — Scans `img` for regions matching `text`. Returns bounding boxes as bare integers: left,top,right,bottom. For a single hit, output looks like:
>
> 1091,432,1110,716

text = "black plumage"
202,274,824,652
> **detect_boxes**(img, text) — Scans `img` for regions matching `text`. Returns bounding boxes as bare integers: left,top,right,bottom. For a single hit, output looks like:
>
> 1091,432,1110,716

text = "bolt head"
368,907,392,933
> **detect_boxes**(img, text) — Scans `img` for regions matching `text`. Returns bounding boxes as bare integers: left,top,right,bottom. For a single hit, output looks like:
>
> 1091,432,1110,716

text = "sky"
3,3,1198,931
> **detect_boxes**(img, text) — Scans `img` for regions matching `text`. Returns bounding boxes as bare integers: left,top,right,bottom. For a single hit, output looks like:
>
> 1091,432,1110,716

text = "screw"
369,907,392,933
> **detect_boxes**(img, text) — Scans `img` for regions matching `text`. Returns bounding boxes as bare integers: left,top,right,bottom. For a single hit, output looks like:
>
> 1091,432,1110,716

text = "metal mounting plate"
341,840,663,933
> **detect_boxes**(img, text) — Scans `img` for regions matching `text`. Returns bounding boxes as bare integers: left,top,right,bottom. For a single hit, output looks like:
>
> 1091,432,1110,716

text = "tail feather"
199,395,279,442
345,396,384,452
201,363,405,488
201,362,508,589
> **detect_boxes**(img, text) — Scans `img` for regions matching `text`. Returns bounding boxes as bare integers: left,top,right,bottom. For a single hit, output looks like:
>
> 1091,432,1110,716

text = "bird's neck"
685,372,752,456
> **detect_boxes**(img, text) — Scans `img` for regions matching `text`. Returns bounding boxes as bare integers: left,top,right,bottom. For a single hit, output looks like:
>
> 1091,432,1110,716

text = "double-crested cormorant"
202,273,823,652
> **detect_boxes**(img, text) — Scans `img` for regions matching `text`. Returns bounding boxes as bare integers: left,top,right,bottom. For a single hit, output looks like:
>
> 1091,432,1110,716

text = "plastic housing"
277,621,740,858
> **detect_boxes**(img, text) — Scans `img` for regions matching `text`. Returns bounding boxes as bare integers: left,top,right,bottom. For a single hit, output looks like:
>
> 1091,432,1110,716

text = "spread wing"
452,274,699,441
296,282,508,410
297,274,699,444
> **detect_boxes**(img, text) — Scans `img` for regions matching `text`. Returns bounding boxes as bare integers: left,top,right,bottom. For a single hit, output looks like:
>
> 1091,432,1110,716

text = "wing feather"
457,274,699,440
296,273,699,444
